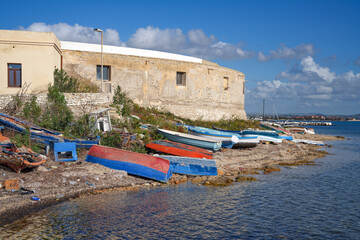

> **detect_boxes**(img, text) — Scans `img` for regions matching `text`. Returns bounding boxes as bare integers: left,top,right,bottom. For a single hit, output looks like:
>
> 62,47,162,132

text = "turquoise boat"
157,128,222,151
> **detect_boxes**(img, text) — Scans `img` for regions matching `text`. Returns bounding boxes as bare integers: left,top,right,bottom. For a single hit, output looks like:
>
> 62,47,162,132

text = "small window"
176,72,186,86
8,63,22,87
97,65,111,81
223,76,229,90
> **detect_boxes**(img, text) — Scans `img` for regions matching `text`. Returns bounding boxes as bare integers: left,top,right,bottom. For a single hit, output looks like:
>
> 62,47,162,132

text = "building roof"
60,41,203,64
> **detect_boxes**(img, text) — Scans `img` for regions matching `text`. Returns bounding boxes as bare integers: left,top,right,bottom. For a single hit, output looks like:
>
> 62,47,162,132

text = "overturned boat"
158,155,218,176
146,140,213,159
86,145,172,182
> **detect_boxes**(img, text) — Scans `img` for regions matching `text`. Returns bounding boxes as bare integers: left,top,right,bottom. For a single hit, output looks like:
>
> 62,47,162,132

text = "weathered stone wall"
62,50,247,120
0,93,111,117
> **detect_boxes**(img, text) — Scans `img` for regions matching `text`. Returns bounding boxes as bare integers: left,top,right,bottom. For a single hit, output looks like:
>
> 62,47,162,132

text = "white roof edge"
60,41,203,64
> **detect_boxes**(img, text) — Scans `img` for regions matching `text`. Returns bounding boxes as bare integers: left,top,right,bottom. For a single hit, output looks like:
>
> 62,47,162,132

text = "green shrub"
40,85,73,131
54,68,79,93
23,96,41,124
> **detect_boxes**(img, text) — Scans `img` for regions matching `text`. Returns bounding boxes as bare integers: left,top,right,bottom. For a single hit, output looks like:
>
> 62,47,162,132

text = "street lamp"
94,28,103,93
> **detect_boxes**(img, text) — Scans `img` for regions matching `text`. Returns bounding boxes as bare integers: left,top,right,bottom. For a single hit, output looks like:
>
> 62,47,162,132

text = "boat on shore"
292,139,325,146
187,126,239,148
146,140,213,159
86,145,172,182
241,132,282,144
0,135,46,173
157,155,218,176
0,113,99,149
287,127,315,135
157,128,222,151
233,136,260,148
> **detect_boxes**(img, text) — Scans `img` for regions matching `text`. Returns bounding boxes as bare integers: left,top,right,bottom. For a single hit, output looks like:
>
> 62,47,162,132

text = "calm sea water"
1,121,360,239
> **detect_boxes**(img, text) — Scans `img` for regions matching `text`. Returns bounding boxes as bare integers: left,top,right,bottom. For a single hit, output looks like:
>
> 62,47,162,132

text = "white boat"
241,133,282,144
292,139,325,146
157,128,222,151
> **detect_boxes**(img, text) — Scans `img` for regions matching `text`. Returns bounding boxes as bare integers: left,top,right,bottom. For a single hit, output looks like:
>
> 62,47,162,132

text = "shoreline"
0,133,344,227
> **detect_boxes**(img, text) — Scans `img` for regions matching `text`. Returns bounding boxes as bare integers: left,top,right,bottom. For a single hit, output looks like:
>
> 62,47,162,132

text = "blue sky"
1,0,360,115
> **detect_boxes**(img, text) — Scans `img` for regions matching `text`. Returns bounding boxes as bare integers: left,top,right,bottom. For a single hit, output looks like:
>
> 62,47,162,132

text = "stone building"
1,30,246,120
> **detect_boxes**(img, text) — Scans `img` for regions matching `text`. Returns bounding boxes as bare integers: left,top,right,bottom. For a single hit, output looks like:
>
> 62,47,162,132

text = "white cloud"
249,56,360,105
301,56,335,83
257,44,314,62
127,26,186,51
127,26,252,60
21,22,124,46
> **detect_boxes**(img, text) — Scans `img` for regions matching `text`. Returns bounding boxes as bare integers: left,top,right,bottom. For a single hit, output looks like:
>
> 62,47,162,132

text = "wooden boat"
0,139,46,173
287,127,315,135
86,145,172,182
233,136,260,148
146,140,213,159
241,133,282,144
157,128,222,151
260,122,292,135
0,113,99,149
241,129,279,137
158,155,217,176
293,139,324,146
187,126,239,148
279,135,293,141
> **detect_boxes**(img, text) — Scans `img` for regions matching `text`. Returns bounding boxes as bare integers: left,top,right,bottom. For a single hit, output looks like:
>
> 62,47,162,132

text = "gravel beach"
0,133,344,226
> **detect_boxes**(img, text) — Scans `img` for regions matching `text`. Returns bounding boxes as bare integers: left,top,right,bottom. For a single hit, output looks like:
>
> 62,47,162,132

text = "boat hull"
233,136,259,148
157,129,222,151
86,145,172,182
158,155,218,176
241,134,283,144
146,140,213,159
187,126,239,148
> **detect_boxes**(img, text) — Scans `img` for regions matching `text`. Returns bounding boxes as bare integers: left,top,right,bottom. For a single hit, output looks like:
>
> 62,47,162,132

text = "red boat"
146,140,213,159
86,145,172,182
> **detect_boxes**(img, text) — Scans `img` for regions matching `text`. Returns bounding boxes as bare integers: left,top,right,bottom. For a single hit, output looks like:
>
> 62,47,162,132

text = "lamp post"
94,28,103,93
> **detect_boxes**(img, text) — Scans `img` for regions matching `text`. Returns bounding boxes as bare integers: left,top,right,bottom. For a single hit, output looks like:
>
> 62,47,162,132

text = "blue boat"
86,145,172,182
211,127,283,144
157,128,222,151
187,126,239,148
0,113,99,148
241,129,279,137
158,155,218,176
279,135,293,141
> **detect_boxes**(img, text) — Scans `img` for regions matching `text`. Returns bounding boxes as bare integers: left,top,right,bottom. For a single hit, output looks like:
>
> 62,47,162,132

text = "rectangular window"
223,76,229,90
176,72,186,86
8,63,22,87
96,65,111,81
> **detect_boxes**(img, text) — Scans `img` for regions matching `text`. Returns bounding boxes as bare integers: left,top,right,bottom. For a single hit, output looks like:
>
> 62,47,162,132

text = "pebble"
37,166,48,172
55,194,64,199
69,181,77,185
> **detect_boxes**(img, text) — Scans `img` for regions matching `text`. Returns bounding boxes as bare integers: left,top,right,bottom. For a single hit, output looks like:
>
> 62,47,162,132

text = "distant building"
1,29,246,120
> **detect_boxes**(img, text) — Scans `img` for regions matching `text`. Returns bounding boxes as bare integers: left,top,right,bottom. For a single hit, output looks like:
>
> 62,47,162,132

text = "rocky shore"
0,133,344,226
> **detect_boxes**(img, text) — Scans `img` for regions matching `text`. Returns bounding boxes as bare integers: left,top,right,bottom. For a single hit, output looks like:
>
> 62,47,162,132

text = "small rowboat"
0,142,46,173
146,140,213,159
157,128,222,151
187,126,239,148
158,155,218,176
86,145,172,182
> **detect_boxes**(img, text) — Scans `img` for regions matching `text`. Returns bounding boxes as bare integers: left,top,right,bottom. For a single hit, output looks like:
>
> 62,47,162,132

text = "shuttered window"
176,72,186,86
